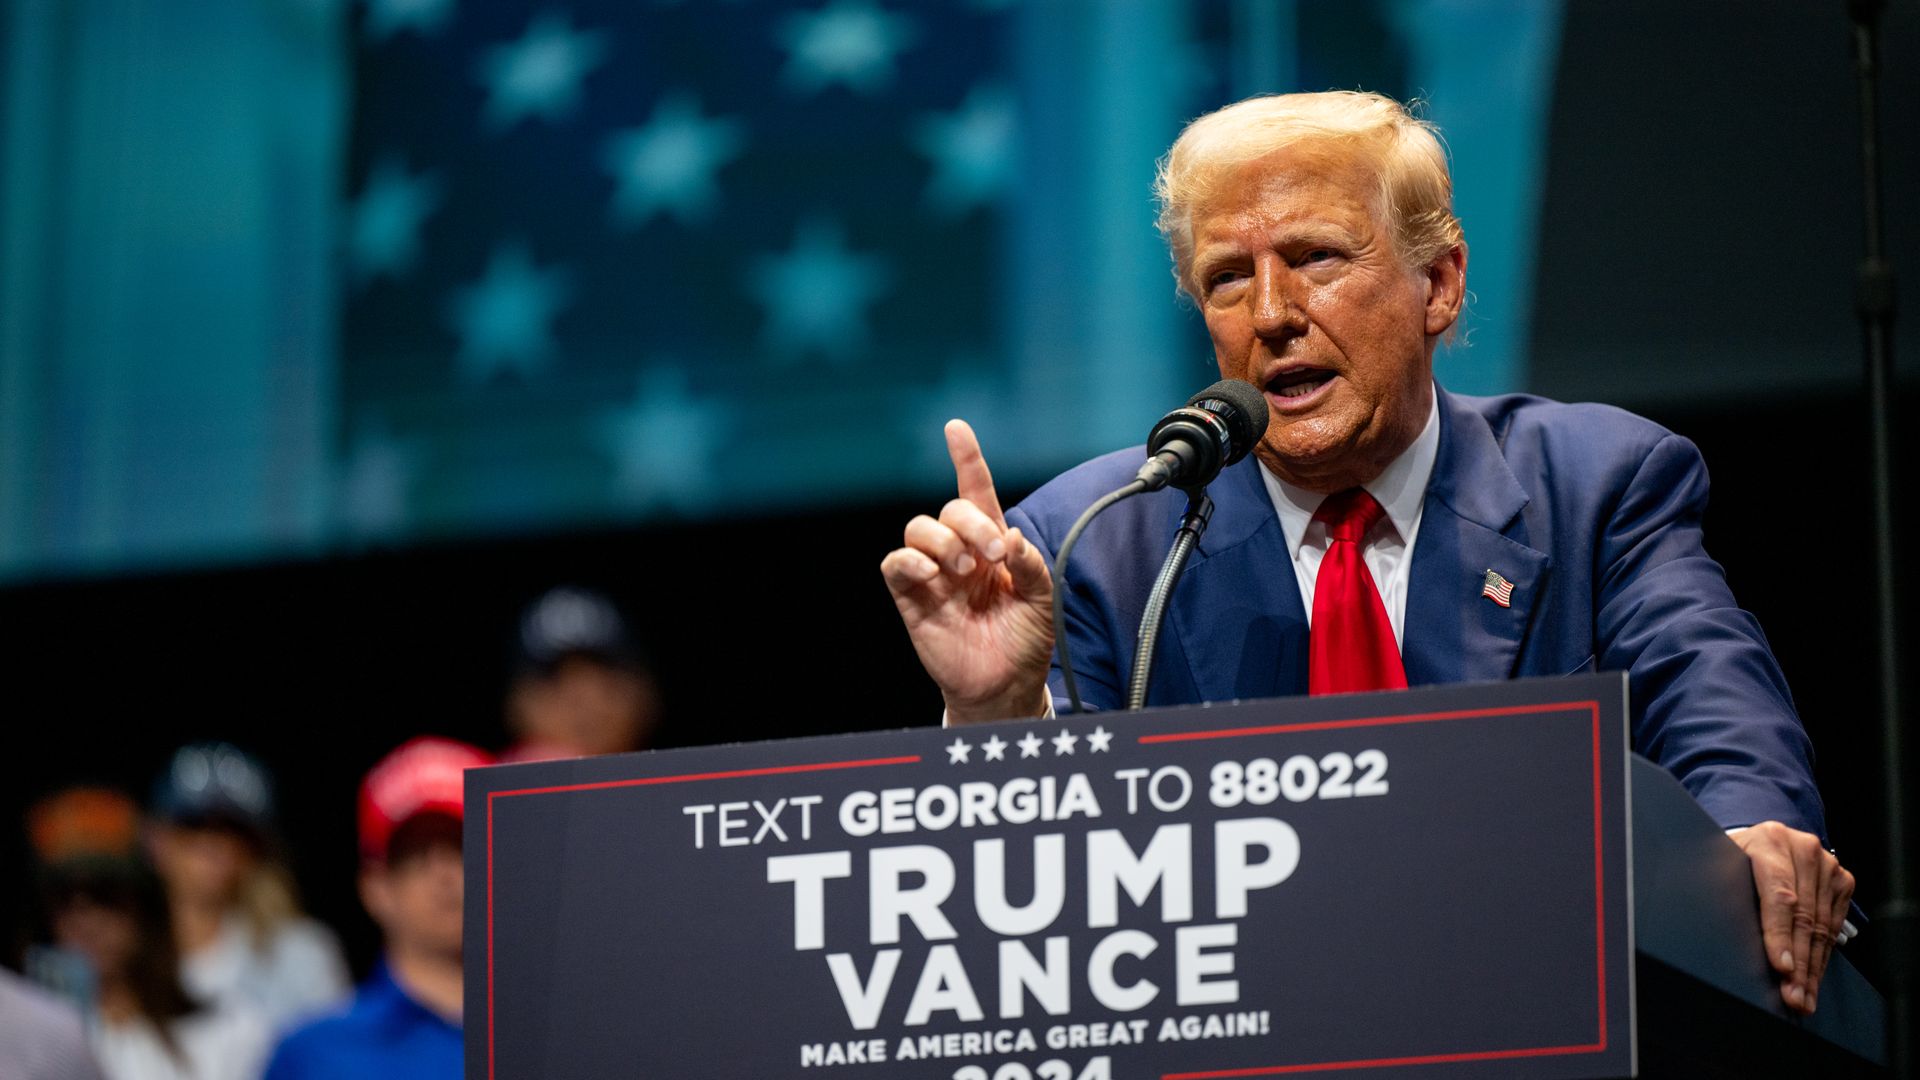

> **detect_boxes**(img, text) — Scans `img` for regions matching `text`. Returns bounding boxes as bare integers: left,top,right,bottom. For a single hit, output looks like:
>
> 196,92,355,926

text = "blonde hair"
238,861,303,951
1153,90,1463,298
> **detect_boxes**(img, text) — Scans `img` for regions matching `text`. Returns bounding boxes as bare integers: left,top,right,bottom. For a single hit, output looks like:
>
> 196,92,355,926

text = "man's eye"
1301,248,1337,264
1207,269,1246,289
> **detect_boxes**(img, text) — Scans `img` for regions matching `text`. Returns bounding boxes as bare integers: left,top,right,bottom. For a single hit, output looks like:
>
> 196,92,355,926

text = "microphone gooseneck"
1051,378,1269,715
1051,478,1150,716
1128,490,1215,710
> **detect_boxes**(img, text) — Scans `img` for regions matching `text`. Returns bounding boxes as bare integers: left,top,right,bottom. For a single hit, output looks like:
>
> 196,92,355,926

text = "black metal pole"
1846,0,1913,1075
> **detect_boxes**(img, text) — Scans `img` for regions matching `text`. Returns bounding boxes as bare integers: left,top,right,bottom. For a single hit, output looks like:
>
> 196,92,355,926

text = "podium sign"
468,674,1633,1079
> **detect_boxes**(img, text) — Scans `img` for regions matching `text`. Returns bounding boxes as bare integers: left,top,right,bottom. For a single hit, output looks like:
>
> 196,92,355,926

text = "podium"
1627,753,1881,1075
466,674,1884,1078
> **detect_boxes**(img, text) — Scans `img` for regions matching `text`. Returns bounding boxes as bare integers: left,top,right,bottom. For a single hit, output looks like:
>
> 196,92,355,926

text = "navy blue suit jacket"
1005,387,1826,838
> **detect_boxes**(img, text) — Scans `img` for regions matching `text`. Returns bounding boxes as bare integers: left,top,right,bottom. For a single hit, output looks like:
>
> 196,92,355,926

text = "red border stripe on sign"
1163,1039,1607,1078
1137,700,1600,743
484,753,921,1080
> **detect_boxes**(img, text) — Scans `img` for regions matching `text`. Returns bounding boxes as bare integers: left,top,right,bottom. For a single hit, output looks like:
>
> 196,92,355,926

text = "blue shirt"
262,962,461,1080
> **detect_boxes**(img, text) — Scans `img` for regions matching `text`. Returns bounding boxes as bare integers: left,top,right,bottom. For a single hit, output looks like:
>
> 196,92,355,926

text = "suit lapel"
1401,390,1551,686
1168,455,1311,701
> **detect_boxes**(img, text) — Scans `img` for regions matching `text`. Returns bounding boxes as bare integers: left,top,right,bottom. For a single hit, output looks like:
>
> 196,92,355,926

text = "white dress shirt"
1257,390,1440,645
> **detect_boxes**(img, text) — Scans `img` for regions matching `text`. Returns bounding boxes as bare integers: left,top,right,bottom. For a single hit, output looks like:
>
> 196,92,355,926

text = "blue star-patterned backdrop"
0,0,1568,579
342,0,1028,534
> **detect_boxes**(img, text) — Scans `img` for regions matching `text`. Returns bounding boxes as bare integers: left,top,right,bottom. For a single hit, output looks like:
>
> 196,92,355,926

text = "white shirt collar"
1259,386,1441,557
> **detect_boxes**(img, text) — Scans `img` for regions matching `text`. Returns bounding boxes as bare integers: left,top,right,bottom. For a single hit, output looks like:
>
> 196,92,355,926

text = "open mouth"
1265,367,1336,403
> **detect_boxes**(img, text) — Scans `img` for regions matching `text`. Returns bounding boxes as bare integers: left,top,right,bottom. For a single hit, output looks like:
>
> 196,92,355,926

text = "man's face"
149,822,254,906
52,897,140,977
362,831,463,960
1186,145,1461,493
510,655,657,757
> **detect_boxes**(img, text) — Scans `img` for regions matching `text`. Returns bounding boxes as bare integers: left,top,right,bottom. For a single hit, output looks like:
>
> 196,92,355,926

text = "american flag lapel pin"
1480,569,1515,608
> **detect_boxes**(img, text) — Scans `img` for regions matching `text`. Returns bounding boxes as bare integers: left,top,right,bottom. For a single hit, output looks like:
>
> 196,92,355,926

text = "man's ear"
360,865,391,928
506,676,554,739
1423,243,1467,337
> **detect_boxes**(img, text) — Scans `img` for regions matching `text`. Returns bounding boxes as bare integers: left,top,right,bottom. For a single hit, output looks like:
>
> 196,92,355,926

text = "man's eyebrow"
1276,222,1362,247
1189,246,1248,284
1194,222,1359,262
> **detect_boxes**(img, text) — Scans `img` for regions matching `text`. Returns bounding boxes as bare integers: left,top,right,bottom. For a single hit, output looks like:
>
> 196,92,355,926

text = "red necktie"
1308,488,1408,695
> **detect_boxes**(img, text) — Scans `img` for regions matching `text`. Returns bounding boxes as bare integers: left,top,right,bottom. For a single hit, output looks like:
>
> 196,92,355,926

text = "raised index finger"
945,419,1006,528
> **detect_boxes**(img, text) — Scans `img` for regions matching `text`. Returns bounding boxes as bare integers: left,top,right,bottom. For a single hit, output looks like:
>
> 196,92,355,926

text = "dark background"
2,0,1915,1004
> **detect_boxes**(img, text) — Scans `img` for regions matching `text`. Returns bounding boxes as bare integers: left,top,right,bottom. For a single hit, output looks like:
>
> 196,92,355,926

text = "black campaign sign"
467,675,1632,1080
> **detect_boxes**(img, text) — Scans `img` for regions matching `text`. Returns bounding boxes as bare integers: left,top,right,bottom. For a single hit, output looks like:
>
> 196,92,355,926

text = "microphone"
1136,378,1270,491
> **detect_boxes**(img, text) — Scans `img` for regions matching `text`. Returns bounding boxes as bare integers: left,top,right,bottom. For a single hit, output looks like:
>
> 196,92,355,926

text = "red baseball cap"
357,737,493,860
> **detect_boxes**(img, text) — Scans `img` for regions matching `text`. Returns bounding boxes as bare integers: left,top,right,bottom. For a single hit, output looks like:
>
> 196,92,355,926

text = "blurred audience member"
262,737,492,1080
501,586,660,761
148,742,349,1029
0,964,108,1080
28,787,272,1080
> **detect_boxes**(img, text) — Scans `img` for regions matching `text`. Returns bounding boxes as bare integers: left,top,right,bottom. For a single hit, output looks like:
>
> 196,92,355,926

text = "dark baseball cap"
514,586,645,672
151,742,276,836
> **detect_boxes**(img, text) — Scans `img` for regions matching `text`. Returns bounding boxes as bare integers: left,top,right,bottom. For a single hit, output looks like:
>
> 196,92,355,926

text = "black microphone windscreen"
1187,379,1270,461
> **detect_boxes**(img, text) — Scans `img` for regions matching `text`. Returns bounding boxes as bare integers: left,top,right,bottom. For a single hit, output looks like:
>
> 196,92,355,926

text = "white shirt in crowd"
91,1007,270,1080
180,915,350,1033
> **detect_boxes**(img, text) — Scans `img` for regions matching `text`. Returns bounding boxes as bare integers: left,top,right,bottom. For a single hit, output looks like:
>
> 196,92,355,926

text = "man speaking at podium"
880,91,1855,1017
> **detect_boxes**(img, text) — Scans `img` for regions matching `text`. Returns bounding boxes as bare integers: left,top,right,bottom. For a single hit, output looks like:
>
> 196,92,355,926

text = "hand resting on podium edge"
880,420,1055,725
1727,820,1856,1016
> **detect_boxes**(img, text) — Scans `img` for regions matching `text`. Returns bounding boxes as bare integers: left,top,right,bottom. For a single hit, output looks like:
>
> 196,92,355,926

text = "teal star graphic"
776,0,918,96
446,244,572,384
602,93,747,227
339,425,416,539
599,368,720,510
345,158,441,283
907,361,1021,485
364,0,454,40
749,219,891,364
912,83,1017,215
476,13,610,131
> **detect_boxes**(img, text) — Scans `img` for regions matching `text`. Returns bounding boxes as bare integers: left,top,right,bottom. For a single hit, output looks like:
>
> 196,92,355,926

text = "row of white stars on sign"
947,726,1115,764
